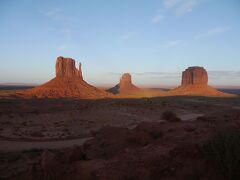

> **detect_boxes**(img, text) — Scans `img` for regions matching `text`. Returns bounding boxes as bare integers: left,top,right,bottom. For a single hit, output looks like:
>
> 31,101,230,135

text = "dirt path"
179,113,204,121
0,137,92,152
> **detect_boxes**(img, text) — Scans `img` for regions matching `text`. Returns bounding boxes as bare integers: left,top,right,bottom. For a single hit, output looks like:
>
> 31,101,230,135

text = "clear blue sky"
0,0,240,87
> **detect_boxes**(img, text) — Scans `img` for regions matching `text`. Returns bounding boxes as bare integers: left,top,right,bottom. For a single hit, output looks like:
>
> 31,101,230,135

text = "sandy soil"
0,90,240,180
0,137,91,152
0,91,239,142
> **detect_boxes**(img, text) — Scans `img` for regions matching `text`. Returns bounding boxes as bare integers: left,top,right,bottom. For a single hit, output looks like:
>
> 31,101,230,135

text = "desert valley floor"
0,89,240,180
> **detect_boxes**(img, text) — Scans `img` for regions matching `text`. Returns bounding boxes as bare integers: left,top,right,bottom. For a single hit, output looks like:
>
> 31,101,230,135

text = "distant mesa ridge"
169,66,233,97
18,58,234,98
108,73,140,94
21,56,111,99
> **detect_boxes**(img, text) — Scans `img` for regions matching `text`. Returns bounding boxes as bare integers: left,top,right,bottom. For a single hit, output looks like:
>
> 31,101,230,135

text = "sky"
0,0,240,87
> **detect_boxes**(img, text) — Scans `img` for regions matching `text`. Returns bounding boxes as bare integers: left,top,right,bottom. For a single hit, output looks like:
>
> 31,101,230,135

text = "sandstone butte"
107,73,140,94
20,56,112,99
168,66,234,97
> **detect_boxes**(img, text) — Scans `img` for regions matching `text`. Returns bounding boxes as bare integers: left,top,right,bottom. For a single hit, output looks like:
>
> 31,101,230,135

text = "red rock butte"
169,66,233,97
181,67,208,86
56,57,83,79
108,73,140,94
21,56,111,99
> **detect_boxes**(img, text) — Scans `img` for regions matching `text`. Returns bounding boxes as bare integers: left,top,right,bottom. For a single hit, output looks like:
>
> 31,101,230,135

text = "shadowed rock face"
21,56,110,99
56,56,83,79
181,67,208,86
108,73,140,94
120,73,132,86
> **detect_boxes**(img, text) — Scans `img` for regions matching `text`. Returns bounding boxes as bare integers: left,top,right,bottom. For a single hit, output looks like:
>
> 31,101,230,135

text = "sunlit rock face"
56,56,83,80
181,67,208,86
21,56,111,99
108,73,140,94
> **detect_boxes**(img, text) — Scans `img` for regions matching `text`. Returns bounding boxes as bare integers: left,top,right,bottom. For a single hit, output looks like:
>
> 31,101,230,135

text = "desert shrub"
22,148,43,158
0,152,22,163
79,151,88,160
30,131,45,137
161,110,181,122
21,121,27,126
28,109,39,114
8,114,14,118
1,121,11,125
161,101,167,106
196,116,209,122
126,131,151,146
197,115,218,124
202,128,240,180
149,131,163,139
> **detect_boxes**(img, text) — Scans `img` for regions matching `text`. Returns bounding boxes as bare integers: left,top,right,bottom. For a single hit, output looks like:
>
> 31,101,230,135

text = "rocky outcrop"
21,57,111,99
108,73,140,94
181,67,208,86
56,56,83,79
119,73,132,86
169,66,233,97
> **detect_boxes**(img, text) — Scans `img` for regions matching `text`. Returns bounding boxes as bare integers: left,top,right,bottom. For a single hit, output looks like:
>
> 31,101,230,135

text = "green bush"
22,148,43,158
202,128,240,180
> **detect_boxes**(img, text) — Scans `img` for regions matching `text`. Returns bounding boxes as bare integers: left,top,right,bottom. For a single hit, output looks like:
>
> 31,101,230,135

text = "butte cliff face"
181,67,208,86
56,56,83,79
21,56,111,99
169,66,233,97
108,73,140,94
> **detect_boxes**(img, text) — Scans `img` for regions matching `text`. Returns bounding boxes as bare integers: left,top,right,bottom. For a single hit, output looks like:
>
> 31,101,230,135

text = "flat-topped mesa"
168,66,234,97
181,66,208,86
56,56,83,80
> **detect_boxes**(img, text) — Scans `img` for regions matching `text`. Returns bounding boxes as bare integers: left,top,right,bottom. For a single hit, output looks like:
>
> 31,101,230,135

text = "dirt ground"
0,90,240,179
0,90,239,142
